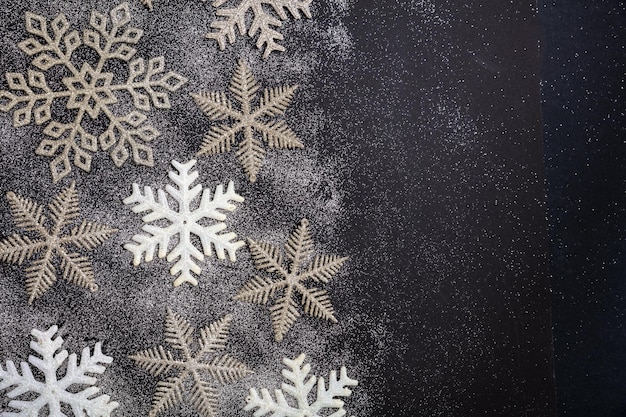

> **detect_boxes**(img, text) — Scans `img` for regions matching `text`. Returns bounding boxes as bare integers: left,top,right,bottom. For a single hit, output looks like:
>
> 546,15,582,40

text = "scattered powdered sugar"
323,22,355,62
406,0,451,25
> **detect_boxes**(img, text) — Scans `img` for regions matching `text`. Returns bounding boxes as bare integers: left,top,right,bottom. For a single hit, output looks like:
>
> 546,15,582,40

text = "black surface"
332,1,555,415
541,1,626,416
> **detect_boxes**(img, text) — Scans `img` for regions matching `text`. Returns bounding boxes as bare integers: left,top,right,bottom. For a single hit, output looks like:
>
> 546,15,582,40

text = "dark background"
337,1,555,415
541,1,626,416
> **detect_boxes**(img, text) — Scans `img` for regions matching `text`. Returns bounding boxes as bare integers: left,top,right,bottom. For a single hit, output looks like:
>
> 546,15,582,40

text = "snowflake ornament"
235,219,348,342
0,3,187,182
124,159,245,287
0,325,119,416
130,308,253,417
191,59,303,183
206,0,313,58
0,182,117,304
244,353,357,417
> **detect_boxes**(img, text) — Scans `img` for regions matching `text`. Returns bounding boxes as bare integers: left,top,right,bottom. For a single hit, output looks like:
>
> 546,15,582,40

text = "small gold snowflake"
235,219,348,342
130,309,253,417
191,59,303,183
0,182,117,303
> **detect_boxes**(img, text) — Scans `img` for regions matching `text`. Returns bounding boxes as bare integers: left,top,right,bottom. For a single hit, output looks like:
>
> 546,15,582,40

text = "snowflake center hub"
63,64,116,118
187,357,200,369
240,114,254,125
286,273,300,285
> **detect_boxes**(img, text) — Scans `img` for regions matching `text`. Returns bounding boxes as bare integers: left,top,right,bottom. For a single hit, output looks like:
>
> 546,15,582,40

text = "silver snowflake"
206,0,313,58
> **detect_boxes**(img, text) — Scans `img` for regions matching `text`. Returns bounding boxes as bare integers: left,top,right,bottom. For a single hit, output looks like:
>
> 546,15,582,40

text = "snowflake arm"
56,247,99,291
234,275,288,305
285,218,312,271
47,180,80,235
151,376,187,416
24,249,56,304
244,354,357,417
195,181,245,253
164,308,196,353
6,192,48,237
309,367,358,416
297,285,337,323
199,315,232,355
0,361,42,401
124,160,245,287
64,221,118,250
254,85,298,118
254,120,303,150
0,235,46,265
0,326,119,417
270,294,301,342
207,0,313,58
123,183,179,263
129,346,183,377
300,255,349,283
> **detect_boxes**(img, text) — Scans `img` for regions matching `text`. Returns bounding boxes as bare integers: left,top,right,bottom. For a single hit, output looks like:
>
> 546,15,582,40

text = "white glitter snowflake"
206,0,313,58
244,353,358,417
0,325,118,416
124,159,245,287
0,3,187,182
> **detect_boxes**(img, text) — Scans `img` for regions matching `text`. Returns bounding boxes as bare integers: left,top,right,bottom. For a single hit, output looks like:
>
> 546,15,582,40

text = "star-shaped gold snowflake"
130,309,252,417
191,59,303,182
235,219,348,342
0,182,117,303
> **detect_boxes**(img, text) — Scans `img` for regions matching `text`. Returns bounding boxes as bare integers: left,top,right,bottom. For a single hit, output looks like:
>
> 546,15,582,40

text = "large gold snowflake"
130,309,252,417
0,3,187,182
235,219,348,342
191,59,303,183
0,182,117,304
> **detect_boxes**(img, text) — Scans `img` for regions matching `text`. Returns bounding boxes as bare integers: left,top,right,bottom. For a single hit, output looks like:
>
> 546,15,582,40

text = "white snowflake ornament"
0,325,118,416
124,159,245,287
244,353,358,417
